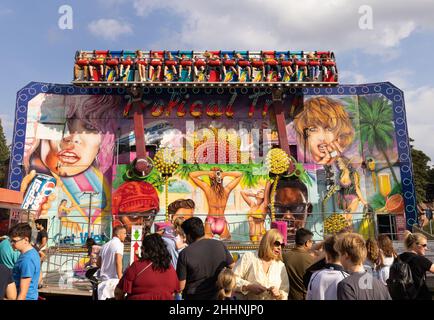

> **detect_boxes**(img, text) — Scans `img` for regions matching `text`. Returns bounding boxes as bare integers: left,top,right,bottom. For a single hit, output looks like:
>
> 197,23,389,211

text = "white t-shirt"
379,256,394,286
99,237,124,281
306,266,349,300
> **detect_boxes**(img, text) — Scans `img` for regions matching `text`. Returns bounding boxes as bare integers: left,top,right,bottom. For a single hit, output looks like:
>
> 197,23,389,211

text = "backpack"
386,256,420,300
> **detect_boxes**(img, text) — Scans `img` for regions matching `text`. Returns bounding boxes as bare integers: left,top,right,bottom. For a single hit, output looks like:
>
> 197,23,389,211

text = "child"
177,54,192,80
217,267,236,300
164,52,178,81
135,50,147,82
278,53,293,81
222,54,237,81
149,52,162,81
119,56,133,82
235,52,252,81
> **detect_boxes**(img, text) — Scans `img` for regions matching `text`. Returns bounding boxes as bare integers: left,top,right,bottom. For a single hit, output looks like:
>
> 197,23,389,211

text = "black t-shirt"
0,264,14,299
176,238,234,300
36,229,48,247
399,252,433,300
337,271,391,300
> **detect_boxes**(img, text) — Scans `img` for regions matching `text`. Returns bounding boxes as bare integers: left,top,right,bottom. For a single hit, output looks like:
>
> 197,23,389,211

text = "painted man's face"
274,186,309,236
171,208,194,223
41,119,101,176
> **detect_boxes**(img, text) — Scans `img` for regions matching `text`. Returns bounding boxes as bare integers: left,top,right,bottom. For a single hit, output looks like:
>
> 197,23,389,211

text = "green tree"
410,139,431,203
347,95,399,186
0,119,10,188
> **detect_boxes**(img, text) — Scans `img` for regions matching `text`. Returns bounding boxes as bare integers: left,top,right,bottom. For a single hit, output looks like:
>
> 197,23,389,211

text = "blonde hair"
334,233,367,265
294,97,354,151
258,229,283,261
404,232,427,250
217,267,236,300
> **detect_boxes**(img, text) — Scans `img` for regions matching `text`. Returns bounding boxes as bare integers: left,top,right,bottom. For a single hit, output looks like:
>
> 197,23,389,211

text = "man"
161,199,195,269
34,219,48,253
306,235,348,300
0,235,20,270
335,233,391,300
97,226,127,300
34,219,48,287
0,264,17,299
168,199,195,223
283,228,314,300
271,177,312,241
9,223,40,300
176,217,234,300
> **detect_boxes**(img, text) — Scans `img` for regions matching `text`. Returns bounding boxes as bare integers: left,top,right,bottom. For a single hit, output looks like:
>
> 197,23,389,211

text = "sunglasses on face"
271,203,308,214
418,243,427,248
273,241,285,248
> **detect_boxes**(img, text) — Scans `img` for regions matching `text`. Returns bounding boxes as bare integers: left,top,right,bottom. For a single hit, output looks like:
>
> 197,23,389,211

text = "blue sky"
1,0,434,162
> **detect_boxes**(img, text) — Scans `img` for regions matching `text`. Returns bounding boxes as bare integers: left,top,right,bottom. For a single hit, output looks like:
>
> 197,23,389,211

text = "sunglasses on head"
273,241,285,248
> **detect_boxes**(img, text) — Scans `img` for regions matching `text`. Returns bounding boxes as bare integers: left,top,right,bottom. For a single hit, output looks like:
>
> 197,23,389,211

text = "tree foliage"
0,120,10,187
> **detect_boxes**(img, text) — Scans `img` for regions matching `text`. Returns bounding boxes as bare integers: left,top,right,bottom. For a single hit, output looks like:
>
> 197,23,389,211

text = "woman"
364,238,381,279
336,156,368,222
397,232,434,300
22,95,120,238
115,234,179,300
241,181,271,243
293,96,354,165
377,234,397,285
233,229,289,300
189,168,242,240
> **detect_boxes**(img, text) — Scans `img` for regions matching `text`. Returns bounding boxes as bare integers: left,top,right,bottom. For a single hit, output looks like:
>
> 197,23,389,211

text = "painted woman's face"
41,119,102,176
307,125,337,163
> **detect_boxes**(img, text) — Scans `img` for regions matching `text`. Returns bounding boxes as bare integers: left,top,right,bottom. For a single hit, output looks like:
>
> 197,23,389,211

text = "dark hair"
168,199,195,217
113,225,126,237
295,228,313,246
323,235,339,262
276,176,308,198
9,223,32,241
35,219,47,229
377,234,396,258
140,234,171,271
86,238,96,255
181,217,205,242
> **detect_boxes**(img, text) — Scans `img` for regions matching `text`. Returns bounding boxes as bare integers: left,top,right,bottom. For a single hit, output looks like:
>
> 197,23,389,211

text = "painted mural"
13,83,414,246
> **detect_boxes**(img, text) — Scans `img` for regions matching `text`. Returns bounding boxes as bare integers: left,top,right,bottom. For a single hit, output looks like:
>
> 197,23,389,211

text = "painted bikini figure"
189,168,242,240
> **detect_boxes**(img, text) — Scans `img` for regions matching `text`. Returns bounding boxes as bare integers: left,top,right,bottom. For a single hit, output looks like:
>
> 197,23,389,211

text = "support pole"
272,89,290,155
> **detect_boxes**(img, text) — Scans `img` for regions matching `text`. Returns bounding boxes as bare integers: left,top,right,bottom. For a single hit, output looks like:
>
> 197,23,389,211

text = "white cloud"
88,19,132,41
131,0,434,57
405,86,434,162
339,70,368,84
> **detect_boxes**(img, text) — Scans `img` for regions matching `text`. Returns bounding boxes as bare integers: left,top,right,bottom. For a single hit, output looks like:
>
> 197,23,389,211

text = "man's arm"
6,282,17,300
39,235,48,249
17,278,31,300
179,280,186,292
115,253,123,279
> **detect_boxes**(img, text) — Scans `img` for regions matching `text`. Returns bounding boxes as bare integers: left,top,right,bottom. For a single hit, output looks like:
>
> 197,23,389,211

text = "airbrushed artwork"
9,81,415,247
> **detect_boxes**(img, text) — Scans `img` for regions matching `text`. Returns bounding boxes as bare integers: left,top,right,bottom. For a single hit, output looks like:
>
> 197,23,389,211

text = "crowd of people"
1,204,433,300
73,50,338,83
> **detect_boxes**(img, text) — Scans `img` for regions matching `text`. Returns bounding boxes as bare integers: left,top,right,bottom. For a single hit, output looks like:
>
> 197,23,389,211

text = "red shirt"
117,260,179,300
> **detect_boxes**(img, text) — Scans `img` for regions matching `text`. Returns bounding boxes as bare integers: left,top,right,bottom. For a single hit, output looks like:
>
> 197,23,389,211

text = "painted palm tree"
346,95,399,186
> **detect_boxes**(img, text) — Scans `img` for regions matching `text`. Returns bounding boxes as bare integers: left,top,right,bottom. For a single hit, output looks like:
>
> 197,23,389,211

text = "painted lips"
57,150,80,164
